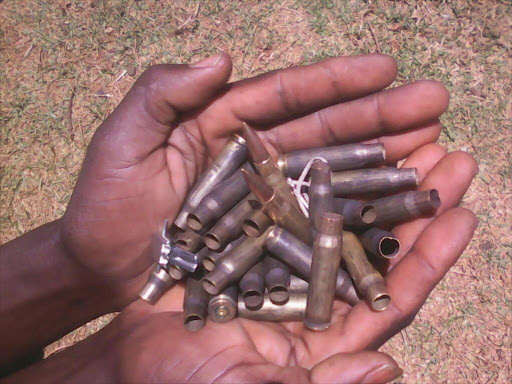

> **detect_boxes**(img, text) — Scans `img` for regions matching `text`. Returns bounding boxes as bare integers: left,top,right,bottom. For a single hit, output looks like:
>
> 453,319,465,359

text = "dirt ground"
1,0,511,382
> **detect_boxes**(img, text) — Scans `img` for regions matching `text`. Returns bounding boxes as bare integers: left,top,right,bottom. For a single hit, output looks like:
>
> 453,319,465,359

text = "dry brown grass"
1,0,511,382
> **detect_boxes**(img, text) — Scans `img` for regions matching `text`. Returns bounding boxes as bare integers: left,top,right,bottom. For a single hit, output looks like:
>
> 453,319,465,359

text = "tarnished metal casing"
371,189,441,226
238,293,307,322
358,227,400,259
202,230,270,295
174,134,247,230
331,167,419,197
183,271,210,332
242,207,273,237
139,266,176,304
208,285,238,323
264,256,291,305
308,160,334,233
204,195,258,250
277,143,386,178
187,168,251,231
239,262,266,310
305,213,343,331
264,226,359,305
341,231,390,311
333,198,376,227
202,236,245,272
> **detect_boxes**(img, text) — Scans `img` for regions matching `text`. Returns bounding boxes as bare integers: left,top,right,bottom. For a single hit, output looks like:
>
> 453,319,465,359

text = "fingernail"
361,364,403,384
190,53,223,68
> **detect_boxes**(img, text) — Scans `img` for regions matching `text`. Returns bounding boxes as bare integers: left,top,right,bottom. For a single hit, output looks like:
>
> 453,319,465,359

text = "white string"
287,157,328,218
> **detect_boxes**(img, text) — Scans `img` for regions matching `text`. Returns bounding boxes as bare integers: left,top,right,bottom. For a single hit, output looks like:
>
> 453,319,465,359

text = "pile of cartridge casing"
140,123,441,332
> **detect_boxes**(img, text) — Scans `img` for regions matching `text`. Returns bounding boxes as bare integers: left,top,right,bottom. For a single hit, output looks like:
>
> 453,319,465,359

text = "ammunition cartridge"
196,247,211,265
243,169,312,244
341,231,390,311
264,256,291,305
239,262,266,310
277,143,386,178
238,293,307,322
308,160,334,232
370,189,441,226
242,122,299,209
305,213,343,331
265,226,359,305
208,285,238,323
202,236,245,272
358,227,400,259
139,266,176,304
204,195,258,250
331,167,419,197
174,226,204,253
242,207,273,237
183,271,210,332
289,275,309,293
187,168,251,231
333,198,376,227
174,134,247,230
202,229,270,295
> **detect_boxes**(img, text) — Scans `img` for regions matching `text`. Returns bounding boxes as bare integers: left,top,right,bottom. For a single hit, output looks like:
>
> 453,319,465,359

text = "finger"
392,150,478,262
203,54,397,133
90,53,233,167
366,120,442,164
263,80,449,153
326,208,477,355
311,351,402,384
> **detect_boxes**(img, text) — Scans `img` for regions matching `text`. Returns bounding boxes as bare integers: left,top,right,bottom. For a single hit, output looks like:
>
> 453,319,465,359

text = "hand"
60,52,467,306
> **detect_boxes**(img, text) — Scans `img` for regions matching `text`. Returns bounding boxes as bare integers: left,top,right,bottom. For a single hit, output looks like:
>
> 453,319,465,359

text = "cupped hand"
100,139,477,384
60,52,470,305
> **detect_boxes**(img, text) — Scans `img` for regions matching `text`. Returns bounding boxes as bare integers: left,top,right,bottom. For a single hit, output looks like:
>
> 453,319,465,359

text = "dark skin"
1,53,478,383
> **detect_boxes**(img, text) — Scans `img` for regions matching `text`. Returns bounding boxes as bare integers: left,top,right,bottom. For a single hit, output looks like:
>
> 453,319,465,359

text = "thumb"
90,53,232,167
310,351,403,384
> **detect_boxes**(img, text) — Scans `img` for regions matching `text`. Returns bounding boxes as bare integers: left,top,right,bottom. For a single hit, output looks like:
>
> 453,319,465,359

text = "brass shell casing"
358,227,400,260
277,143,386,178
238,293,307,322
305,213,343,331
264,255,291,305
139,266,176,304
264,226,359,305
341,231,390,311
331,167,419,197
239,262,266,310
333,198,376,227
208,285,238,323
183,271,210,332
174,134,247,230
204,195,259,250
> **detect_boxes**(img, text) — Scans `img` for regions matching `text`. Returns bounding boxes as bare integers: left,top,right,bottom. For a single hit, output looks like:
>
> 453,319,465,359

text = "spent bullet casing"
242,207,273,237
239,262,266,310
331,167,419,197
265,226,359,305
305,213,344,331
289,275,309,293
264,256,291,305
341,231,390,311
277,143,386,178
183,272,210,332
202,236,245,272
174,134,247,230
333,198,376,227
308,160,334,233
202,230,270,295
208,285,238,323
238,293,307,322
370,189,441,226
187,167,251,231
204,195,259,250
359,227,400,259
139,266,176,304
